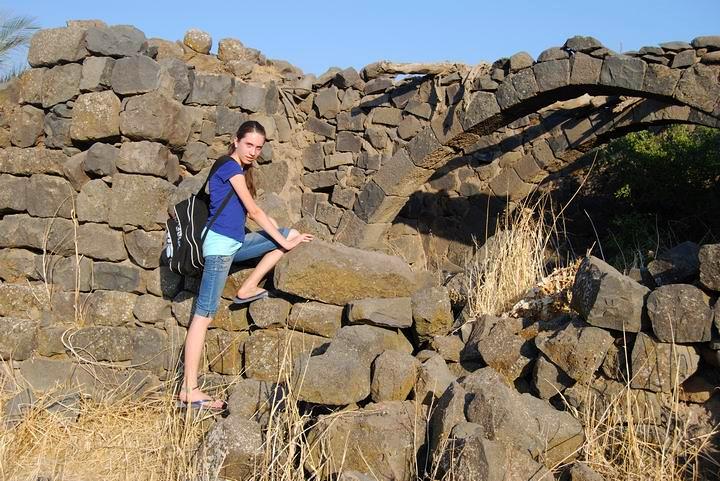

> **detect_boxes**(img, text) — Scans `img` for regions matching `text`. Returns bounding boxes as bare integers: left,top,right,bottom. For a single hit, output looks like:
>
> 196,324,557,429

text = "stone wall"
3,24,719,280
1,21,720,480
0,21,718,382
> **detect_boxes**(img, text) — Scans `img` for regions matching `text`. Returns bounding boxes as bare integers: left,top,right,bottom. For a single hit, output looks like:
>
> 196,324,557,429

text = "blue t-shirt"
207,157,247,243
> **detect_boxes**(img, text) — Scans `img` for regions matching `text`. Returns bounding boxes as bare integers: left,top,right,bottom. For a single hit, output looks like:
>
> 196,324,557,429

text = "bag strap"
202,189,234,241
198,155,233,196
200,155,239,242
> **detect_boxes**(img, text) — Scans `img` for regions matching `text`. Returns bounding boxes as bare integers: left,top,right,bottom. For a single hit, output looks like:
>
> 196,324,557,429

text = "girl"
179,120,313,410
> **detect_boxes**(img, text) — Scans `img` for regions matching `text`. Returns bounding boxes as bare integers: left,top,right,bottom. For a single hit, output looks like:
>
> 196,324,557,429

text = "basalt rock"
571,256,649,332
462,368,584,467
630,332,700,393
28,27,88,67
699,244,720,291
646,284,713,342
438,422,552,481
274,240,416,305
346,297,413,328
306,401,427,481
535,319,614,383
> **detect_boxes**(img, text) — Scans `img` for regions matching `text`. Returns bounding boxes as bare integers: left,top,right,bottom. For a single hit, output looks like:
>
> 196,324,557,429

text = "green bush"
597,125,720,268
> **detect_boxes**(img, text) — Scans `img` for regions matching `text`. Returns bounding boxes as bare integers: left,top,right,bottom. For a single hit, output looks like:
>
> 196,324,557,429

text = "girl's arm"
229,173,303,250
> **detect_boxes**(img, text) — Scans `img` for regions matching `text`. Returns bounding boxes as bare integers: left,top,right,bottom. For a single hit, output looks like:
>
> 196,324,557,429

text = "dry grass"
247,337,332,481
0,374,211,481
463,198,555,318
567,379,720,480
462,195,720,480
0,336,436,481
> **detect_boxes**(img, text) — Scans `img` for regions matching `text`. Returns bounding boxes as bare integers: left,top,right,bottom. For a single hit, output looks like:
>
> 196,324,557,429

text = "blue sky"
7,0,720,75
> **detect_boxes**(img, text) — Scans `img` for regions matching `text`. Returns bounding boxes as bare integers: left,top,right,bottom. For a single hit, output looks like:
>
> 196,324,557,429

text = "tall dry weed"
567,377,720,480
0,379,211,480
464,197,555,318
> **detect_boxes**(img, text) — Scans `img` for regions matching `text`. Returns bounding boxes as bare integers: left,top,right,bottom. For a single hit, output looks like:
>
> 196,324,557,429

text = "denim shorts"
194,228,290,318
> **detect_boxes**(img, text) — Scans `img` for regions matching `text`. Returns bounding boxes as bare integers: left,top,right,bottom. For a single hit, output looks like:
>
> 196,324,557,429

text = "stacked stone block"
1,24,720,481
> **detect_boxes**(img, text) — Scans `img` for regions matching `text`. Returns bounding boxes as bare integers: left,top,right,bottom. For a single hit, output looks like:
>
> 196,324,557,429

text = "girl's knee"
190,313,214,327
287,228,300,240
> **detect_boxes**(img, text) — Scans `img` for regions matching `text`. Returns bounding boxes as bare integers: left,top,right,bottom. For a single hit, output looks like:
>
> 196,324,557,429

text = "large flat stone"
85,25,146,57
76,179,111,223
69,326,133,362
119,91,194,147
533,58,570,92
92,261,144,293
117,141,179,181
0,147,68,176
293,325,414,404
274,240,416,305
675,64,720,113
600,55,647,91
372,148,432,197
570,53,603,85
243,328,328,382
462,368,584,467
643,64,682,97
26,174,75,219
42,63,82,108
110,55,160,95
80,56,115,92
438,423,552,481
347,297,413,328
83,290,137,327
293,348,370,405
124,229,164,268
287,301,342,337
0,214,75,256
186,72,233,106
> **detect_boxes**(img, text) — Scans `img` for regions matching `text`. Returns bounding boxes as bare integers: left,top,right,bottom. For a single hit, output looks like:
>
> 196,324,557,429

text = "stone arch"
375,95,720,268
349,36,720,246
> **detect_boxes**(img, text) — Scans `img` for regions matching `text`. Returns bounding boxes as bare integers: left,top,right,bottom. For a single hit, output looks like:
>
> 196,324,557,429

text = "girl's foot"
178,386,225,411
235,286,267,299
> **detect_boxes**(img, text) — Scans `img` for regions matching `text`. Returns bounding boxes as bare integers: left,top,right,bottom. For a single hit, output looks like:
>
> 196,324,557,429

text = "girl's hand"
283,233,314,250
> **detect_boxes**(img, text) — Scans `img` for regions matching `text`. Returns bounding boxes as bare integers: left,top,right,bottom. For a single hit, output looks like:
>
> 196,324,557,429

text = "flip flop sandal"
176,399,227,412
233,290,269,305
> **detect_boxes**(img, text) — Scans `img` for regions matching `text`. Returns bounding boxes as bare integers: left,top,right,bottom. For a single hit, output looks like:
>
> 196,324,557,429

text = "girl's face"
233,132,265,165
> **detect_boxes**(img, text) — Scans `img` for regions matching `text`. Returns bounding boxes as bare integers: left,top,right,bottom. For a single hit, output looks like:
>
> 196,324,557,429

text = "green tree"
0,12,38,82
598,125,720,268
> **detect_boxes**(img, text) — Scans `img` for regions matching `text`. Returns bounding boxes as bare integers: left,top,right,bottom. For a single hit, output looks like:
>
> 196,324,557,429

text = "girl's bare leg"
237,229,299,298
179,314,224,408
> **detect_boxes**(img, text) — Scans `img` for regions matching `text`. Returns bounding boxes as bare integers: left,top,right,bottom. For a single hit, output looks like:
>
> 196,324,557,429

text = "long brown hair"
228,120,266,198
